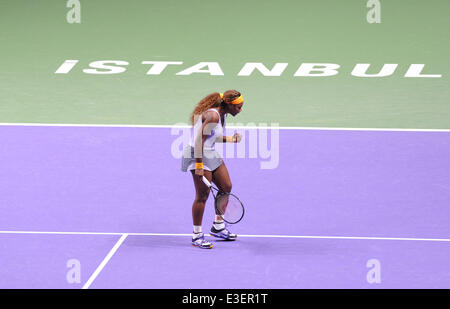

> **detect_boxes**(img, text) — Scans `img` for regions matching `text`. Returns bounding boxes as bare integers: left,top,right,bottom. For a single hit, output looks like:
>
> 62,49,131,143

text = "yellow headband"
220,93,243,105
230,95,244,105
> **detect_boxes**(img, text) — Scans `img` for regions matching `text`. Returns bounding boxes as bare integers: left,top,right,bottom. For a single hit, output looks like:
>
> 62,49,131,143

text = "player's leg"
191,170,214,248
212,162,232,194
191,170,213,225
210,163,237,241
211,162,232,221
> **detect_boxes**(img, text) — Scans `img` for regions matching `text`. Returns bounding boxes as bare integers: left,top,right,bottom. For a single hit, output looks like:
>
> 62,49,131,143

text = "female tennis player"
181,90,244,249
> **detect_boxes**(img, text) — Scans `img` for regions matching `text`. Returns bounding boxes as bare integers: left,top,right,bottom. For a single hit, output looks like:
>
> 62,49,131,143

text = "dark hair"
190,90,241,124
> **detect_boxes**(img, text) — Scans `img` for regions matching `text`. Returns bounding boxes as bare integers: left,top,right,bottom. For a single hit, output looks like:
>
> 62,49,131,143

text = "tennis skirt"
181,146,223,172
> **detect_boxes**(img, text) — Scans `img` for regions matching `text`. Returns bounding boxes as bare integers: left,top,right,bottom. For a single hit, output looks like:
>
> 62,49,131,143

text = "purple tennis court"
1,125,449,288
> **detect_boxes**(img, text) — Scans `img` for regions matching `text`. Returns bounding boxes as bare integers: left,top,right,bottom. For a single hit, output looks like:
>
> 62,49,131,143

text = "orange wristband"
195,162,203,169
226,136,233,143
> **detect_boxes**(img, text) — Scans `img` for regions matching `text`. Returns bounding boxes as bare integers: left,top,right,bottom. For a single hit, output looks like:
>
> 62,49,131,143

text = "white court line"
0,230,449,243
0,122,449,132
82,233,128,289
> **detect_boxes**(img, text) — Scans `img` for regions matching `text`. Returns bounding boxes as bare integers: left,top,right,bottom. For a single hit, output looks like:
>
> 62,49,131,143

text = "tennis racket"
202,176,245,224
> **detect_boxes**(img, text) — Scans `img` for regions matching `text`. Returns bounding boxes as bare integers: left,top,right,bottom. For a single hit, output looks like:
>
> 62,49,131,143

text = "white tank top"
189,108,226,150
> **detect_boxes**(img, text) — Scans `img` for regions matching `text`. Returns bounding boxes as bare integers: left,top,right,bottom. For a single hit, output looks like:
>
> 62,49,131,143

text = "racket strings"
216,193,244,224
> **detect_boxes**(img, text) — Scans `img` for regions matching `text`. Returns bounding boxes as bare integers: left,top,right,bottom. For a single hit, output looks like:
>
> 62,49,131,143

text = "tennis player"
181,90,244,249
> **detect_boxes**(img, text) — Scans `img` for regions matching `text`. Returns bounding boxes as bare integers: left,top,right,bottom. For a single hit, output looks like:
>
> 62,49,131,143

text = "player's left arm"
216,133,242,143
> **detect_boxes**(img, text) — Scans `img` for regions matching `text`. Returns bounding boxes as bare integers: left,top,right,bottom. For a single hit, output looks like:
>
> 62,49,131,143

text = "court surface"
0,0,449,289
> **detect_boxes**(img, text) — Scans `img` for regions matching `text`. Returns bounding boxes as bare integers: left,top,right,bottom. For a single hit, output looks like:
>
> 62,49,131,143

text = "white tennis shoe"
191,233,213,249
210,226,237,241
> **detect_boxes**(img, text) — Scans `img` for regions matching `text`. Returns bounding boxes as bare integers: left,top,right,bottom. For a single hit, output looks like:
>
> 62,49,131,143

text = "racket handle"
202,176,212,188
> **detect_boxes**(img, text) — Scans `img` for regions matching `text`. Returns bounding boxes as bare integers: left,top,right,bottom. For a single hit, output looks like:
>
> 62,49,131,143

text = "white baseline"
0,230,449,243
0,122,449,132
